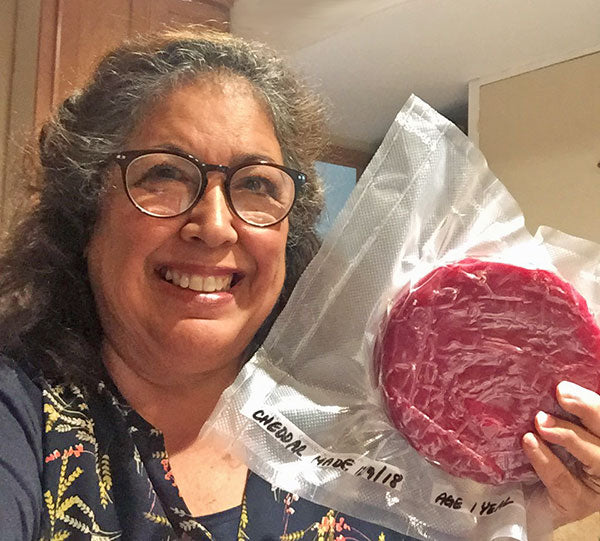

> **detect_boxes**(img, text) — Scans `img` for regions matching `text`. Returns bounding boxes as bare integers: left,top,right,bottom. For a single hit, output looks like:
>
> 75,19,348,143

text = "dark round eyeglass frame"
113,149,307,227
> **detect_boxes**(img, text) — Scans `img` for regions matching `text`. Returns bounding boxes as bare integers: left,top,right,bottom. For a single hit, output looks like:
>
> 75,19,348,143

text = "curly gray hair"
0,28,327,384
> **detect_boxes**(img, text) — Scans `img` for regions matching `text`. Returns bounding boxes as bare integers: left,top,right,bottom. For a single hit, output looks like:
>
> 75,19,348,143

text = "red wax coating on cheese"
375,258,600,484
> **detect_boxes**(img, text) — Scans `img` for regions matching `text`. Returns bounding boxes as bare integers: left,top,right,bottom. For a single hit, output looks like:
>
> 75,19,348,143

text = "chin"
159,335,247,372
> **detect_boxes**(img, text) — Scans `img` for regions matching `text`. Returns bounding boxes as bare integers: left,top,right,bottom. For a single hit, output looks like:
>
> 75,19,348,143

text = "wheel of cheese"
375,258,600,484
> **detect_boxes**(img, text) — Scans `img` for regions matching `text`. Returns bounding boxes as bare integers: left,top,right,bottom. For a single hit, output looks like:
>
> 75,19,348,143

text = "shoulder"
0,353,43,407
0,354,43,437
0,354,44,539
0,354,44,454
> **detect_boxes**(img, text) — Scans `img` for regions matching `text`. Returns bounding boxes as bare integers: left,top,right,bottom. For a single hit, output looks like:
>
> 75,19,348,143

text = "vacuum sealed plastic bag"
375,258,600,486
204,95,600,540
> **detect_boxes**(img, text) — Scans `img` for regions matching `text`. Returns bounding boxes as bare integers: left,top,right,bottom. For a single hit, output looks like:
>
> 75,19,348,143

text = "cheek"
248,226,288,291
86,201,151,307
268,226,289,284
87,228,128,320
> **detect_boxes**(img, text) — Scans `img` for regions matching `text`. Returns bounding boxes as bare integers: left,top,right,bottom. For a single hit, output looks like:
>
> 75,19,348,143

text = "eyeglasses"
113,149,307,227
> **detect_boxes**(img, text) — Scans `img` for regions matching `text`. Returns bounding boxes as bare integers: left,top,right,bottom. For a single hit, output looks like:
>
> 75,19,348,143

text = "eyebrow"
153,144,280,167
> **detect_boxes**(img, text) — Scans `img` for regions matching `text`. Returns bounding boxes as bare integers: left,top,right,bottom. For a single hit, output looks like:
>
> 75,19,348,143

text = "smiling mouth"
159,267,242,293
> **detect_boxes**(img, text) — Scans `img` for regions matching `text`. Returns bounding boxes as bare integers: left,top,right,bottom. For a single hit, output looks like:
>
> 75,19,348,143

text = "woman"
0,28,599,540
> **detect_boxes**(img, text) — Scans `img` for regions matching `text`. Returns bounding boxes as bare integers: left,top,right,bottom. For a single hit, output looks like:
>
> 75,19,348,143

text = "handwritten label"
312,455,355,471
433,491,464,510
251,409,307,456
354,464,404,489
431,484,522,519
243,404,405,492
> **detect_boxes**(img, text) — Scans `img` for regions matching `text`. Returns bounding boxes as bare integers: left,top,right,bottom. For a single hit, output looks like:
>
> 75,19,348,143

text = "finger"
556,381,600,436
522,432,583,516
535,411,600,475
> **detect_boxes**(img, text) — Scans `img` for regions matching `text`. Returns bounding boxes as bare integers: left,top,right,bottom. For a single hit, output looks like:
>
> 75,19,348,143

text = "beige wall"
0,0,40,230
478,51,600,243
476,51,600,540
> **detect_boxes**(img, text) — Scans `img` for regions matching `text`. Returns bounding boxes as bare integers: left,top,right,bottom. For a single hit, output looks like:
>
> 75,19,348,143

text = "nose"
179,177,238,247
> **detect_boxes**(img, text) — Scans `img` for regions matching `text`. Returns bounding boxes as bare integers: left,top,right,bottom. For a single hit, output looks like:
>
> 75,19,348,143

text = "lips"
159,266,242,293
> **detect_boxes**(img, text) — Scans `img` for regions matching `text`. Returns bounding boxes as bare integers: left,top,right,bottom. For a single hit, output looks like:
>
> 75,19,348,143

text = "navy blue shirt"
0,357,414,540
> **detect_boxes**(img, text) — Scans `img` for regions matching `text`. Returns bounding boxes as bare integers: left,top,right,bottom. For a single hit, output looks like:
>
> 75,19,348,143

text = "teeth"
189,275,204,291
163,269,233,293
205,276,216,292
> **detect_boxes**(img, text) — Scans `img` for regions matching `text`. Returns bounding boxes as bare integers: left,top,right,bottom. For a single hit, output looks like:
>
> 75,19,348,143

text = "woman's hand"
523,381,600,527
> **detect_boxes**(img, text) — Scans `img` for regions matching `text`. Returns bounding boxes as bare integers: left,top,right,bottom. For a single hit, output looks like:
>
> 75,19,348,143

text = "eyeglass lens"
125,153,296,226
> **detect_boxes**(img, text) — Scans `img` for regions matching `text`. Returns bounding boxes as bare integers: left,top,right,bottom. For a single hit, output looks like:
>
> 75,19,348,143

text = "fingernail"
536,411,555,428
523,432,539,449
557,381,582,400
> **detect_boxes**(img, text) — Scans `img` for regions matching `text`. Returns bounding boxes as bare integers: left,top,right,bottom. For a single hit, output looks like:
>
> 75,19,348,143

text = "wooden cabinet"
35,0,234,125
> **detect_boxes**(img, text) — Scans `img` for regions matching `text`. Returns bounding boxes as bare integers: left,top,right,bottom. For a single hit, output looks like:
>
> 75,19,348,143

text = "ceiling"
231,0,600,152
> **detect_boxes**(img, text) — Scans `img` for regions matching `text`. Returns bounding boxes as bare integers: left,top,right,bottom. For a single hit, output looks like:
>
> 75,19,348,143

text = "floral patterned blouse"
0,357,415,540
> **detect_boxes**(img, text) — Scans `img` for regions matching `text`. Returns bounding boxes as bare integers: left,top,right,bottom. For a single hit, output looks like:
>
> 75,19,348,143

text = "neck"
102,341,239,451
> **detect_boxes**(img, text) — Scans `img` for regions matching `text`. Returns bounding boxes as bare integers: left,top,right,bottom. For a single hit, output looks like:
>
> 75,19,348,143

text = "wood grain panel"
53,0,134,106
35,0,59,126
35,0,233,125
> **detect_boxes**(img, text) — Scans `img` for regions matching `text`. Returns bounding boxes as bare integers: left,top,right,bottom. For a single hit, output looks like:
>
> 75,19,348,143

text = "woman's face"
87,78,289,386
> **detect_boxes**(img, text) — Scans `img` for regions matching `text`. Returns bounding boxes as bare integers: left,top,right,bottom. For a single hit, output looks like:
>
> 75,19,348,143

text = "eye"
127,159,199,195
236,175,278,197
228,164,296,224
124,152,202,216
137,164,186,185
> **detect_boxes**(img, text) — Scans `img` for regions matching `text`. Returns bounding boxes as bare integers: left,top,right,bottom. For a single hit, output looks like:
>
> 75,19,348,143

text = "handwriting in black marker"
434,492,463,510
